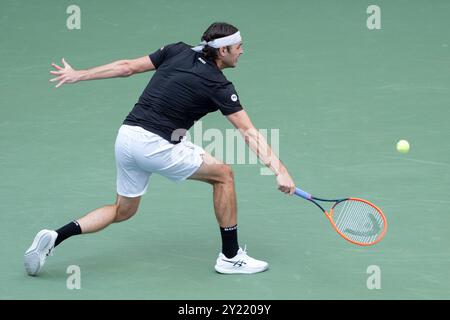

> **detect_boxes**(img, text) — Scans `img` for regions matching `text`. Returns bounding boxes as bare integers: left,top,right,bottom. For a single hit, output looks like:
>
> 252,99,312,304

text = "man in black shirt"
25,22,296,275
124,41,244,143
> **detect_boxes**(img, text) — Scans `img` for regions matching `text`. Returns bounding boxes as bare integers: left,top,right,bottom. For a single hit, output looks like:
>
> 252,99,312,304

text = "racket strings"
332,200,384,244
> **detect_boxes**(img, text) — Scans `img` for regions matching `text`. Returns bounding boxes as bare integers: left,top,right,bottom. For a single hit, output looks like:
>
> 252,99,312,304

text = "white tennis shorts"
115,125,205,197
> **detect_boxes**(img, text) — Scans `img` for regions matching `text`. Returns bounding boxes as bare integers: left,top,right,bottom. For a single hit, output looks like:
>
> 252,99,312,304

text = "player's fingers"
279,185,289,194
289,186,296,195
55,79,67,88
51,63,63,70
62,58,72,68
49,76,63,82
50,70,62,75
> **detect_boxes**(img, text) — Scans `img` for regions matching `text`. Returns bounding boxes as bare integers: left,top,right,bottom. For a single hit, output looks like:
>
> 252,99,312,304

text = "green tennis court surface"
1,0,449,299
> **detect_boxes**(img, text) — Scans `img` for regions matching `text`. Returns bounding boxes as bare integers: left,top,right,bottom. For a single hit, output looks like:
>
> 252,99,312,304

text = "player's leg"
24,194,142,276
188,152,268,274
24,125,149,276
75,194,141,233
188,152,237,228
146,135,267,273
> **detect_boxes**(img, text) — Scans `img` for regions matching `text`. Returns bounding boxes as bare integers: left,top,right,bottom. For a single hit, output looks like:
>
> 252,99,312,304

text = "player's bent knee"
114,195,141,222
220,164,234,184
115,205,138,222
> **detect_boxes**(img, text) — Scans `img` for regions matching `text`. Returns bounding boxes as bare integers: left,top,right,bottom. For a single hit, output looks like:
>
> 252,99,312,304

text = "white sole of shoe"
24,230,54,276
214,264,269,275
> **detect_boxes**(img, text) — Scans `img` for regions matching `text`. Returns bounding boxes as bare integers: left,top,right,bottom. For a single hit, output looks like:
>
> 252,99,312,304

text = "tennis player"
24,22,296,276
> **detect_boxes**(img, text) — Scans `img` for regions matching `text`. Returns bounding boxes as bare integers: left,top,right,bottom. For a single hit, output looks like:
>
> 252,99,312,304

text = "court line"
383,156,450,167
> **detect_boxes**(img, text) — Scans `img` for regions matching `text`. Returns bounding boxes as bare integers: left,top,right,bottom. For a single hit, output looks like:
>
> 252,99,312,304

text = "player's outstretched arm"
49,56,155,88
227,110,296,195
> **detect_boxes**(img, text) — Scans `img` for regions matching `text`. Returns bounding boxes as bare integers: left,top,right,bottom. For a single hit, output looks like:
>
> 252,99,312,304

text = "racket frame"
295,188,387,246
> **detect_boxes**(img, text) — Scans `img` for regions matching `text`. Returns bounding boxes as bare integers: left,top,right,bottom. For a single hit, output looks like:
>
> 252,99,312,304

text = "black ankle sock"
55,221,82,247
220,225,239,258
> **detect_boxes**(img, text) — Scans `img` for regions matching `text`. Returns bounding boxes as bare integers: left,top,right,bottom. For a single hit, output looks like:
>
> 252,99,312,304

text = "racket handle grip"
295,187,312,200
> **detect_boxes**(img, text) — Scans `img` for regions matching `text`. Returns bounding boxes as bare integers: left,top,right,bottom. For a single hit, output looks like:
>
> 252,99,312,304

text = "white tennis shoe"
214,246,268,274
24,229,58,276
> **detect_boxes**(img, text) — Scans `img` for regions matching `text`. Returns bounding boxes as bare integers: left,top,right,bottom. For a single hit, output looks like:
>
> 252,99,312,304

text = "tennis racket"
294,187,387,246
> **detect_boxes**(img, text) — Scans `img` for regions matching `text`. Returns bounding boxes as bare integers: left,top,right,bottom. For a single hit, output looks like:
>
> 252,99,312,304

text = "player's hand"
276,171,296,195
49,58,80,88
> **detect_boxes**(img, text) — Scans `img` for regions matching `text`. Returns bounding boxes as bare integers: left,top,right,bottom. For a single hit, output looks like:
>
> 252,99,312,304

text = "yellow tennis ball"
396,140,410,153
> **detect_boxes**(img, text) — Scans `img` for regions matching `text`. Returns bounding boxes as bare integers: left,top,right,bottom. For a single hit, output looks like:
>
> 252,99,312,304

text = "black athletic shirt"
123,42,243,143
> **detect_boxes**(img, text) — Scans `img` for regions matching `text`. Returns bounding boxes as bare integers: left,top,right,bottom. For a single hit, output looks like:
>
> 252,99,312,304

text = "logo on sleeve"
231,94,238,102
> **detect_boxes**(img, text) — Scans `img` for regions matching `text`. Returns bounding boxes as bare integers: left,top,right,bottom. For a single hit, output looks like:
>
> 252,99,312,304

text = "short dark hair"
201,22,239,61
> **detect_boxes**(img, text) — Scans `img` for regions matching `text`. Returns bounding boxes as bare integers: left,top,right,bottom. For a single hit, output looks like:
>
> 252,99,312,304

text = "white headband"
191,31,242,52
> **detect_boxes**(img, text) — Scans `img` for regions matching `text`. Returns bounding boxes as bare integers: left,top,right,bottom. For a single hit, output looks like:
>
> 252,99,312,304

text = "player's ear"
218,46,227,57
